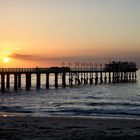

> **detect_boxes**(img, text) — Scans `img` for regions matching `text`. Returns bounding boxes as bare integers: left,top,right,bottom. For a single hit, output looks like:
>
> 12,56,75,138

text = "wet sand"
0,116,140,140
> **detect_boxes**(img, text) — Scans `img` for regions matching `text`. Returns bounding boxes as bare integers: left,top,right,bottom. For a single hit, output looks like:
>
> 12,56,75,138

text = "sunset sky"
0,0,140,67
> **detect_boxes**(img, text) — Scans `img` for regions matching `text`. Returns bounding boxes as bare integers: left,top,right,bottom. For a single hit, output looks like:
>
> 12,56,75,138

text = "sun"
3,57,9,63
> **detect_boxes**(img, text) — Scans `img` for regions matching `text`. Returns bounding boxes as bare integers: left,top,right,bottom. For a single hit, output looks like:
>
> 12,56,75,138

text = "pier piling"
36,73,41,89
18,74,21,88
1,74,5,91
26,74,31,90
14,74,18,91
46,73,49,89
6,74,10,89
62,73,66,88
55,73,58,88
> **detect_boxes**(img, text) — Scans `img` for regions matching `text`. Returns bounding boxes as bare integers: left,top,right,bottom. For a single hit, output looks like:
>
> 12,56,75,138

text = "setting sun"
3,57,9,63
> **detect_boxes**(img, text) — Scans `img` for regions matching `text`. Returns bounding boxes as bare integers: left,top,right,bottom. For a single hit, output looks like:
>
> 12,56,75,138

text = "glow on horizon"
0,0,140,67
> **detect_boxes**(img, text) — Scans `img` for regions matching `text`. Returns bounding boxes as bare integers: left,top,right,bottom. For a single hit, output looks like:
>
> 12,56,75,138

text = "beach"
0,0,140,139
0,116,140,140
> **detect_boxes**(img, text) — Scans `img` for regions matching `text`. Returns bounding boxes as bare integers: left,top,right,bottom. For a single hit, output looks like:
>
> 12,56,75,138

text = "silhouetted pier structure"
0,61,138,92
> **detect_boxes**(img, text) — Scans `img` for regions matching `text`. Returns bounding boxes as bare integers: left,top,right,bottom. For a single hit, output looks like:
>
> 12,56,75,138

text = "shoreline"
0,115,140,140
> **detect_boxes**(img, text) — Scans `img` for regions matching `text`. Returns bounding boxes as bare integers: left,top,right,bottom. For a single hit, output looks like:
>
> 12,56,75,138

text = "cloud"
10,53,36,60
9,53,70,61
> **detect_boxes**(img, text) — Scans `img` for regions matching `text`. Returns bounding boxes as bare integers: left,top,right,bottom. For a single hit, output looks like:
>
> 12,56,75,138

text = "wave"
41,108,140,116
0,105,140,117
0,105,33,113
87,102,140,107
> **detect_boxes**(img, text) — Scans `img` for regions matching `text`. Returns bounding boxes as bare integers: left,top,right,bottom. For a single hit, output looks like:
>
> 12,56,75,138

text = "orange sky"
0,0,140,67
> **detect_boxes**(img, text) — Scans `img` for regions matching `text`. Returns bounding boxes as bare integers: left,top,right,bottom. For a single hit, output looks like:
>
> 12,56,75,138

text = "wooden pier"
0,61,138,92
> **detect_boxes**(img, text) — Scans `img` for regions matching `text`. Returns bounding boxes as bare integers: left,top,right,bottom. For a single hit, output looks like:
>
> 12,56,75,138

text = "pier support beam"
14,74,18,91
116,73,120,83
55,73,58,88
62,72,66,88
75,74,78,85
128,73,131,82
36,73,41,89
100,72,103,84
109,72,111,83
135,72,137,81
112,72,115,83
95,72,98,84
81,73,83,84
46,73,49,89
120,73,123,82
69,73,73,86
89,72,93,85
132,73,134,81
69,73,71,84
86,73,89,84
104,72,107,83
26,74,31,90
29,74,31,87
89,78,93,85
18,74,21,88
1,74,5,91
6,74,10,89
124,72,128,82
83,72,87,85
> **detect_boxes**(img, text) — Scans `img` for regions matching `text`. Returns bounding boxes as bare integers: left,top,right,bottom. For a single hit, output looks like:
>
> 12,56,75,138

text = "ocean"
0,70,140,118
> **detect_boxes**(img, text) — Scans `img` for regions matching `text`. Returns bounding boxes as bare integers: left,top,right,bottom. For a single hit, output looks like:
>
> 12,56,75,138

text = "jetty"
0,61,138,92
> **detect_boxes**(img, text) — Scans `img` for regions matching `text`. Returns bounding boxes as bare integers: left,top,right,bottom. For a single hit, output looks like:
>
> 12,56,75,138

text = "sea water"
0,70,140,118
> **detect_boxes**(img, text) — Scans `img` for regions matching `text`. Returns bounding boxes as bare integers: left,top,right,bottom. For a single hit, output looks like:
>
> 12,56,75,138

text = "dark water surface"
0,70,140,118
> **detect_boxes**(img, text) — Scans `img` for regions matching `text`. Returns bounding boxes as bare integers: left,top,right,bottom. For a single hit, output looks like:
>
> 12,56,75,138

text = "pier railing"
0,67,104,73
70,68,104,72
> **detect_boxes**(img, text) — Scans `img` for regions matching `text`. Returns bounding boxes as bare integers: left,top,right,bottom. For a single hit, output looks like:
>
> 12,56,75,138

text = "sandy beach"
0,116,140,140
